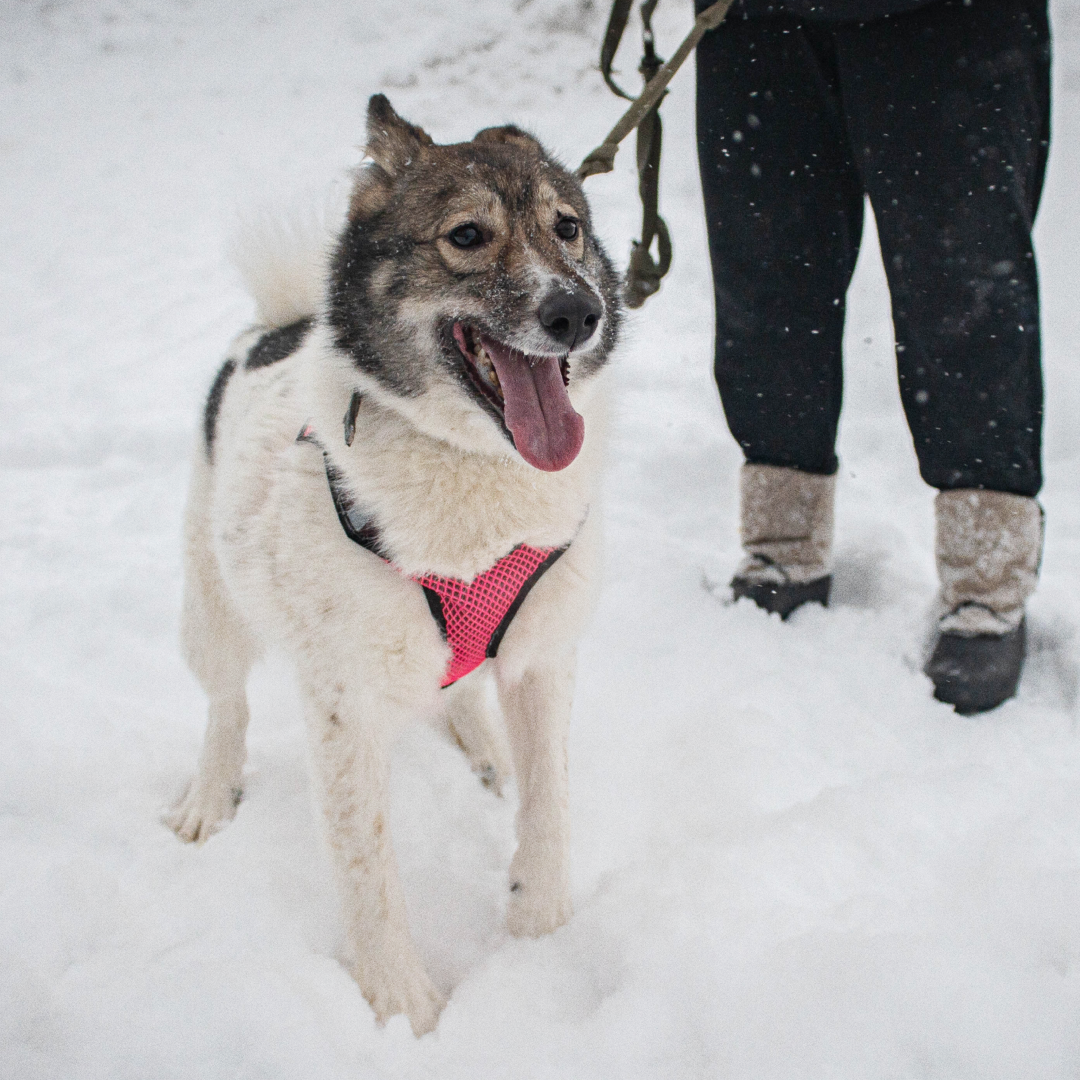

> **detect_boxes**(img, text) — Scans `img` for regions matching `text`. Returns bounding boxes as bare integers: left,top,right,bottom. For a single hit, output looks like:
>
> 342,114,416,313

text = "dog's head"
328,95,621,472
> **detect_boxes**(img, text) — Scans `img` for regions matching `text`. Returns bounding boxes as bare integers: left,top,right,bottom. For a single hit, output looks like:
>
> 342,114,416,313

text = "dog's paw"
471,755,510,797
506,876,572,938
446,717,511,798
355,957,446,1036
164,778,242,843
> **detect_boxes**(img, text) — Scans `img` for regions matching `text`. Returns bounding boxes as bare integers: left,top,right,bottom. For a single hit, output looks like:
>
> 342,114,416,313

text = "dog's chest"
327,431,589,580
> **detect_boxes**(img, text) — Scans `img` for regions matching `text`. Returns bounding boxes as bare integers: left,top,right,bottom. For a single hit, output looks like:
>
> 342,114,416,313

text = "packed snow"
3,1,1080,1076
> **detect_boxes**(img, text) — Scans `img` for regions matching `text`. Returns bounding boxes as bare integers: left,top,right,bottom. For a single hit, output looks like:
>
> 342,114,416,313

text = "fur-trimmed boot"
925,489,1043,714
730,464,835,619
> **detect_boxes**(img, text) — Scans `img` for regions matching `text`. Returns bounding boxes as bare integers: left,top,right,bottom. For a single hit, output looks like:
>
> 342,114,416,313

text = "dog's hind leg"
441,666,512,796
167,454,261,843
303,682,446,1036
497,654,575,938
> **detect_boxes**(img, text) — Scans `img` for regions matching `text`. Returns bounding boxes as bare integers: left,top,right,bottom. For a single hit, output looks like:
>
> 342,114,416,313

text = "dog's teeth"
465,336,502,397
480,359,501,392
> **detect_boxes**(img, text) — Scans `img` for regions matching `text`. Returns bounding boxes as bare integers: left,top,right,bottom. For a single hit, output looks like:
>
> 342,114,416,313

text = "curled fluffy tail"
229,190,347,329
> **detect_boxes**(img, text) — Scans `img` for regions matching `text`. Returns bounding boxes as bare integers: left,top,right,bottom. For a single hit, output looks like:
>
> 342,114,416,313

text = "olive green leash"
578,0,734,308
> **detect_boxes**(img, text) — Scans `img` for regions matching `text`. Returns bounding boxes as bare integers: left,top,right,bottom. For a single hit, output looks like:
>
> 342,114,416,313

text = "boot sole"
730,575,831,620
925,620,1025,715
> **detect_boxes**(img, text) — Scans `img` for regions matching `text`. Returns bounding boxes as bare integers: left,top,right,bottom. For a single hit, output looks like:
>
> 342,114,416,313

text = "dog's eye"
555,218,580,241
449,223,484,249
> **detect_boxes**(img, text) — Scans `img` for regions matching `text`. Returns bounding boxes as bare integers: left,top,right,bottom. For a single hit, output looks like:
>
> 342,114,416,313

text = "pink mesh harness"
410,547,564,686
301,427,568,687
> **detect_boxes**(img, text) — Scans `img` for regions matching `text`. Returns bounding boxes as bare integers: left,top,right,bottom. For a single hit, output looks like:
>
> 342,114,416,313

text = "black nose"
538,287,602,349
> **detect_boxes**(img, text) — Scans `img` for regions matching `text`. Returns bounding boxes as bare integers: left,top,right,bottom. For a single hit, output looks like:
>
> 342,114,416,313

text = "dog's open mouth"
452,322,584,472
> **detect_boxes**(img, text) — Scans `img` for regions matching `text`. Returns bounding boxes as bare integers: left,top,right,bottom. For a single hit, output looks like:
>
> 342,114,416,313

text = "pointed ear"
348,165,393,221
472,125,544,155
365,94,433,177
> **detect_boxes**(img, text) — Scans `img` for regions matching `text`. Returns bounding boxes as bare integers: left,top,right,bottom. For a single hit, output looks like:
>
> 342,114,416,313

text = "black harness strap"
324,457,386,558
321,455,450,639
485,546,567,659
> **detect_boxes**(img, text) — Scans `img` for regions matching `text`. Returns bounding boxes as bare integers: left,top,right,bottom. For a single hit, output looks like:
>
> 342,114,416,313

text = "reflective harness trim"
301,427,568,687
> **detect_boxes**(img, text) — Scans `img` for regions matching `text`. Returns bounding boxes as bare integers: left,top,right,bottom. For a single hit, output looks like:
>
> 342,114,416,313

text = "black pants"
696,0,1050,496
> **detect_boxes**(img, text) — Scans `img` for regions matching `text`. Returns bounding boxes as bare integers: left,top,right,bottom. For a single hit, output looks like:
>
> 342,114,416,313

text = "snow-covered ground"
3,1,1080,1076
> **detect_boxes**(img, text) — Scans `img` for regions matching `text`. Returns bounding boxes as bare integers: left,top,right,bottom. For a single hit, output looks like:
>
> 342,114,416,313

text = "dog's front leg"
497,654,574,937
167,693,250,843
305,696,445,1036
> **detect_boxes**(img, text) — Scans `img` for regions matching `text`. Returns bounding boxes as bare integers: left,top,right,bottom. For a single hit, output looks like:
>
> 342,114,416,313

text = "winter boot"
730,464,835,619
925,489,1043,714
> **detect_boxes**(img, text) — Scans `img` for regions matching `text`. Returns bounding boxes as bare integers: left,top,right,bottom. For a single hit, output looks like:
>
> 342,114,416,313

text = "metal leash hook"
579,0,735,308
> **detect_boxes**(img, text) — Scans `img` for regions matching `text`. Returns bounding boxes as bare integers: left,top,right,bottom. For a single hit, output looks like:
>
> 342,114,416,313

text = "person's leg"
697,16,865,475
836,0,1050,709
697,16,864,614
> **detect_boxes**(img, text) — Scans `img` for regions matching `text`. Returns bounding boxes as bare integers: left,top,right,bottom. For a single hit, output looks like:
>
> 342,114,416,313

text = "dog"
166,94,621,1035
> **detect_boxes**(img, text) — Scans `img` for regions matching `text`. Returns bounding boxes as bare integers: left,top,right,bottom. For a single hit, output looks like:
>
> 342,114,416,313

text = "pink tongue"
481,335,584,471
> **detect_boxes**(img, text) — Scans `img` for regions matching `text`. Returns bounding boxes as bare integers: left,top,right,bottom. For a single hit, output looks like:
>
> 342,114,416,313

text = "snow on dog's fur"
167,95,621,1035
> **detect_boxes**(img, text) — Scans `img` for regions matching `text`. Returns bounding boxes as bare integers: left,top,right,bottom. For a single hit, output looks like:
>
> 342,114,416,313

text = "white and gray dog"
168,95,621,1034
